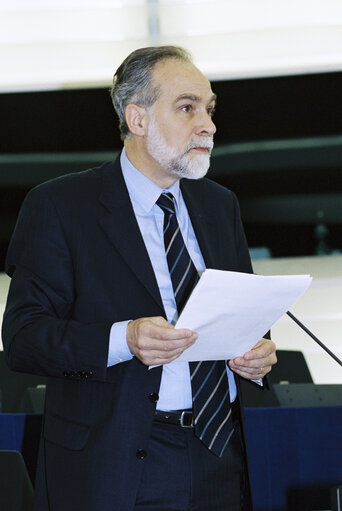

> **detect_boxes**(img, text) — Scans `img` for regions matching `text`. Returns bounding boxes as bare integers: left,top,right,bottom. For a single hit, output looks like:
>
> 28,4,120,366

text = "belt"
154,409,194,428
154,401,240,429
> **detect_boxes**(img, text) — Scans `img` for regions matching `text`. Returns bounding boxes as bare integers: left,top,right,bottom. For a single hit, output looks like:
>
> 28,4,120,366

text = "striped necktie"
156,192,234,457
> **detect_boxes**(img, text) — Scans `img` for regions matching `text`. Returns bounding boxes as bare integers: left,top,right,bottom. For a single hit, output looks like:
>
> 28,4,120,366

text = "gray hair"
110,46,192,141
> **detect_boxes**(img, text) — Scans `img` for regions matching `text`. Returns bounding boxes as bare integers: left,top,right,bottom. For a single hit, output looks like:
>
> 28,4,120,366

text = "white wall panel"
253,255,342,385
159,0,342,34
0,1,342,93
0,0,149,91
159,0,342,79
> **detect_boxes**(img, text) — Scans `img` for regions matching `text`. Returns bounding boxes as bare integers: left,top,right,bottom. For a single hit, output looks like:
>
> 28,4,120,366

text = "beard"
146,115,213,180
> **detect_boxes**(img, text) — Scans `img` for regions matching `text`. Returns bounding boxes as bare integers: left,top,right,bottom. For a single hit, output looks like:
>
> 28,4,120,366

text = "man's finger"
140,317,197,341
240,339,277,361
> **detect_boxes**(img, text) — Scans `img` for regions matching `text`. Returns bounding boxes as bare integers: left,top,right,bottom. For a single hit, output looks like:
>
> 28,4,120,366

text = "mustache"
185,137,214,154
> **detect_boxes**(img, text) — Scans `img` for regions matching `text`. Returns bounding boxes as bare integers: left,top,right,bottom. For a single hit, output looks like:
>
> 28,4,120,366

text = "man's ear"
125,104,147,137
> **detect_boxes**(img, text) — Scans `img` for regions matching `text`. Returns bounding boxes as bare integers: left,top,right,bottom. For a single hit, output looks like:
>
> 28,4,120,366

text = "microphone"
286,311,342,367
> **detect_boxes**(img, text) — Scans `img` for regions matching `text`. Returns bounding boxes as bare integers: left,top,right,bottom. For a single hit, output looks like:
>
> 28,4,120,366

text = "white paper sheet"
175,269,312,361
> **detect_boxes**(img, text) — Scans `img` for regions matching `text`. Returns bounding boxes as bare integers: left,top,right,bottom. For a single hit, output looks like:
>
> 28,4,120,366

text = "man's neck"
124,139,179,189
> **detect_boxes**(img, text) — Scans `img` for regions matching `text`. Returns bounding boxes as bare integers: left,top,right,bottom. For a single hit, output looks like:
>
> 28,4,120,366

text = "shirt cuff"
252,378,263,386
107,320,134,367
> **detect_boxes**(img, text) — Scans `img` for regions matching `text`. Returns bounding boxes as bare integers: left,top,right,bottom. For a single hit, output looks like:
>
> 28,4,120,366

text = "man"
2,46,276,511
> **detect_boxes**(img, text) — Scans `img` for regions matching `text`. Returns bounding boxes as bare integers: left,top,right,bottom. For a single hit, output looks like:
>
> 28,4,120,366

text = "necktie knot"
156,192,176,215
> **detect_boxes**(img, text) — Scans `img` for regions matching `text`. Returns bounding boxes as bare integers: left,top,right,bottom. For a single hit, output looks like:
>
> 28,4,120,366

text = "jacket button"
136,449,147,460
63,371,70,377
148,393,159,403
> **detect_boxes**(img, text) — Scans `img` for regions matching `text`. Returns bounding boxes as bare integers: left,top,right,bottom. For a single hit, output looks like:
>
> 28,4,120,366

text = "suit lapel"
180,180,220,269
97,158,164,312
97,160,220,308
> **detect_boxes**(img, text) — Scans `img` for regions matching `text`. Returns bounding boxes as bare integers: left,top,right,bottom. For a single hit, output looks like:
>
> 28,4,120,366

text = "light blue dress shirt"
107,148,237,409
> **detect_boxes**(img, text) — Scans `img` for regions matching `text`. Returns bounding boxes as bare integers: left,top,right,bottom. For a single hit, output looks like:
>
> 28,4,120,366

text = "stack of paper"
176,269,312,361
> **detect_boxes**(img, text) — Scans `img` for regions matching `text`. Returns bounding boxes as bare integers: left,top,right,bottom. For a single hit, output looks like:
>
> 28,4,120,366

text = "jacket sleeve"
1,185,112,382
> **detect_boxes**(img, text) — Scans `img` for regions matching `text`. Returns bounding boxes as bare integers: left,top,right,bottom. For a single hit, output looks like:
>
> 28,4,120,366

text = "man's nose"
196,111,216,136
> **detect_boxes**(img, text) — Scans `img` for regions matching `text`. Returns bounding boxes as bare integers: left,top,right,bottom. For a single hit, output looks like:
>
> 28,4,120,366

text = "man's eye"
181,105,192,113
208,107,216,117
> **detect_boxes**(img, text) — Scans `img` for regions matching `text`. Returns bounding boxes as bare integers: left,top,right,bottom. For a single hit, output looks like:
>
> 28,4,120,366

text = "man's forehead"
152,59,215,103
173,93,217,105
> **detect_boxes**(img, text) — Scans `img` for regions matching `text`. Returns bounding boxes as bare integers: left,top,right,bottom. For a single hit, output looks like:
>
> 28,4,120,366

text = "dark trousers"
134,415,250,511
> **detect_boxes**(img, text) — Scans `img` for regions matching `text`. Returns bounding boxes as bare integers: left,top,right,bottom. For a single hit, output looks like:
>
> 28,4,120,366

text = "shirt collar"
120,148,180,214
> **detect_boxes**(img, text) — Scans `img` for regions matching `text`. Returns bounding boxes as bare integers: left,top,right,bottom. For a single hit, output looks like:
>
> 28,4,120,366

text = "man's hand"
126,316,197,366
228,338,277,380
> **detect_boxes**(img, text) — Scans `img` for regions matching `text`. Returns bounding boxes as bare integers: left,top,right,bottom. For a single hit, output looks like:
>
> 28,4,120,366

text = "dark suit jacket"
2,156,253,511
